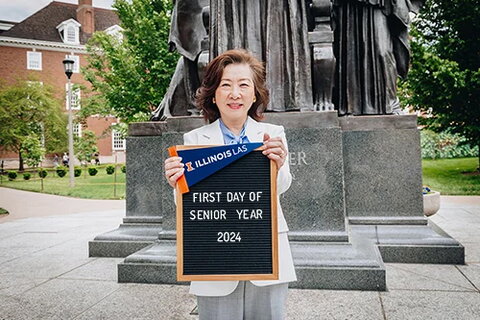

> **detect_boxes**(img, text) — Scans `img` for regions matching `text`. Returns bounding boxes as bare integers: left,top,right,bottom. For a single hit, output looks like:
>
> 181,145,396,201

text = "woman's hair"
195,49,269,123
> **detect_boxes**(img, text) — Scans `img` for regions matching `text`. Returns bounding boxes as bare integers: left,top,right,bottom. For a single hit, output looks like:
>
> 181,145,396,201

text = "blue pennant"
177,142,263,189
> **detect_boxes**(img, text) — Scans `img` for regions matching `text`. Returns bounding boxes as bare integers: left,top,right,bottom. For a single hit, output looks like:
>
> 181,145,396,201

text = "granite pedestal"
340,115,464,264
96,112,464,290
117,112,386,290
89,117,204,257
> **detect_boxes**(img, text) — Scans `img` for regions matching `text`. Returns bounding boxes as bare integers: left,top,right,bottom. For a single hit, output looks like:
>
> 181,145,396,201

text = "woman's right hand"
164,156,184,188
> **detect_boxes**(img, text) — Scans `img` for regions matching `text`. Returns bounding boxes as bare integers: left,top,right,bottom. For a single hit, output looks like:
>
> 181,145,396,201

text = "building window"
67,26,76,43
66,55,80,73
65,84,81,110
73,123,82,137
26,81,43,87
27,51,42,70
112,129,126,150
56,19,80,45
105,25,124,41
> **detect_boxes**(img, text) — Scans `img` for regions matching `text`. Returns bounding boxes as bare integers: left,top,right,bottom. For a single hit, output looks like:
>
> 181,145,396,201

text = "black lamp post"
63,59,75,187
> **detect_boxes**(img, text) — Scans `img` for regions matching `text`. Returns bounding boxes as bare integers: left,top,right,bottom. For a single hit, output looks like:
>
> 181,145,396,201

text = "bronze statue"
332,0,423,115
210,0,314,112
151,0,208,120
152,0,422,119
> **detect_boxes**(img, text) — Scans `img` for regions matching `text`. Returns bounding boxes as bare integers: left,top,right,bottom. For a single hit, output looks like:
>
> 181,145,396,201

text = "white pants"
197,281,289,320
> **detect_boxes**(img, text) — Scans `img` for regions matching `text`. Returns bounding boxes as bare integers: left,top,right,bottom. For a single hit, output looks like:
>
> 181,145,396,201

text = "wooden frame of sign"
174,145,278,281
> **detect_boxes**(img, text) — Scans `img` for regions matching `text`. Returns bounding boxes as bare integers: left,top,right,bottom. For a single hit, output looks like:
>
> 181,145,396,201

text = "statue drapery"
151,0,423,119
332,0,423,115
210,0,314,111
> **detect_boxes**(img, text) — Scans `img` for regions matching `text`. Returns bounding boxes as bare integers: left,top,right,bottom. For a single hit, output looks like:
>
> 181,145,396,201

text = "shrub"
23,172,31,180
121,165,126,173
106,165,115,175
421,130,478,159
7,171,17,180
88,166,98,176
56,166,67,178
38,169,48,178
74,167,82,177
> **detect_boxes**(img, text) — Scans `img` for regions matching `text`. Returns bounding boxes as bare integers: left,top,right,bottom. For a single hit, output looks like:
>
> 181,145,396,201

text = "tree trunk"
477,144,479,172
18,152,24,172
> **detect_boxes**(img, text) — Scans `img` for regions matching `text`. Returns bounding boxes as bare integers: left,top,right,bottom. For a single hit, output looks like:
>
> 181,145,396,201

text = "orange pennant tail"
168,146,189,194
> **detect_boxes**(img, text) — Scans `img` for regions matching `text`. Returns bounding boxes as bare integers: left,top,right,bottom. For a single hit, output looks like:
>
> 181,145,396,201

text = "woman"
164,49,296,319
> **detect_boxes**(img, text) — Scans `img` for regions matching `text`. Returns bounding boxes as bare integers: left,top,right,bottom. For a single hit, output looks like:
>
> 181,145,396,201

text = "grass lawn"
1,158,478,199
0,166,125,199
422,157,479,195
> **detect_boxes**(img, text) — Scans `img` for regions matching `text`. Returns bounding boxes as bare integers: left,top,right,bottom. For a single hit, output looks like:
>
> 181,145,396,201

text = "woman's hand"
262,133,287,170
164,156,184,188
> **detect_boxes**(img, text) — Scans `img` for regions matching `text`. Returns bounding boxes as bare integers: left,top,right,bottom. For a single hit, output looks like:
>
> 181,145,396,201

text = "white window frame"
56,19,81,45
66,26,76,43
66,54,80,73
112,129,126,151
105,25,124,41
26,81,43,86
65,83,81,110
27,51,42,70
73,123,82,137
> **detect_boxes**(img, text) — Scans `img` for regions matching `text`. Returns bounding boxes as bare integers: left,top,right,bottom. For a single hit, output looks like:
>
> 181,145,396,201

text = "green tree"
399,0,480,169
0,79,67,171
20,135,46,168
74,129,98,166
81,0,178,123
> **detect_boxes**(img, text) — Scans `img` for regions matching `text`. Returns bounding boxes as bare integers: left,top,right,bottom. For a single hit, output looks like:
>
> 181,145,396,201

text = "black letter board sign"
174,146,278,281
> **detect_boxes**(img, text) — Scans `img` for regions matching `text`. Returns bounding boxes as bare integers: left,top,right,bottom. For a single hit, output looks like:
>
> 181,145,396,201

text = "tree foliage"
399,0,480,166
0,79,67,170
74,129,98,165
20,135,46,168
82,0,178,123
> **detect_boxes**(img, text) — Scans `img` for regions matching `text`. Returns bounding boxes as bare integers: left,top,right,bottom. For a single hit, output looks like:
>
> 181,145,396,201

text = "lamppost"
63,59,75,187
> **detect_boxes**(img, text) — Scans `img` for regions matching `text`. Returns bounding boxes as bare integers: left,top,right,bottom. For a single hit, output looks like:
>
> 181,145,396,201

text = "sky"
0,0,115,23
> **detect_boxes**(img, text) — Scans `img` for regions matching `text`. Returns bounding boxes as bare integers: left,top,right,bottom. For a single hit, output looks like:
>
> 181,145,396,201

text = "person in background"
62,153,69,166
94,152,100,165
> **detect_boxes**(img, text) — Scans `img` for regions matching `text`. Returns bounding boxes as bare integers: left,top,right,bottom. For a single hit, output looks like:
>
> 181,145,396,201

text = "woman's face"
214,63,256,124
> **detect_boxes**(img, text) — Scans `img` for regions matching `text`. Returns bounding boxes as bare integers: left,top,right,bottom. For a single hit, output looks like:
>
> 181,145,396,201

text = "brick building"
0,0,125,169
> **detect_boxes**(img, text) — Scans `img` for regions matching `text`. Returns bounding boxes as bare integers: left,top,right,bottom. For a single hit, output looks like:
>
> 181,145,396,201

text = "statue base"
91,112,464,290
88,217,163,257
118,234,386,290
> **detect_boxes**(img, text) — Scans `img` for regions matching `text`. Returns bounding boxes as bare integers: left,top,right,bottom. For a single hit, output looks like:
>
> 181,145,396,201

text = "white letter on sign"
249,191,262,202
227,192,245,202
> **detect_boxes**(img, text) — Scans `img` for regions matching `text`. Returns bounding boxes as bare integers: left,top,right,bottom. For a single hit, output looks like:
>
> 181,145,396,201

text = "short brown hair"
195,49,269,123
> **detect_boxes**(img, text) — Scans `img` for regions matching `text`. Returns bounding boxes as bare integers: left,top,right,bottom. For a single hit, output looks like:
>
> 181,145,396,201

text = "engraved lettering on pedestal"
289,151,308,180
289,151,308,166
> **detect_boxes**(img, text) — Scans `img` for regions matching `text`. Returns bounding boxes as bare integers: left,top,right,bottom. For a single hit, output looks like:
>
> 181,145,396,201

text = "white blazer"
182,117,297,297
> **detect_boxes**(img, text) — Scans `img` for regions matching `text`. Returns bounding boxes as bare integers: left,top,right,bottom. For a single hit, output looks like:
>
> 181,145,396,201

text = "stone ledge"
339,114,417,131
88,241,153,258
89,223,163,258
350,224,465,264
264,111,339,129
349,217,428,225
379,245,465,264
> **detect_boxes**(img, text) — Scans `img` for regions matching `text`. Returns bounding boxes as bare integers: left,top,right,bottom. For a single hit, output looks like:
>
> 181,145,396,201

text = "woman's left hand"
262,133,287,170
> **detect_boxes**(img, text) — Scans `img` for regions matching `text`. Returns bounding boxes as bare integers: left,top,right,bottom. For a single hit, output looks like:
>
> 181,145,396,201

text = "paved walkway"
0,188,479,319
0,187,125,222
